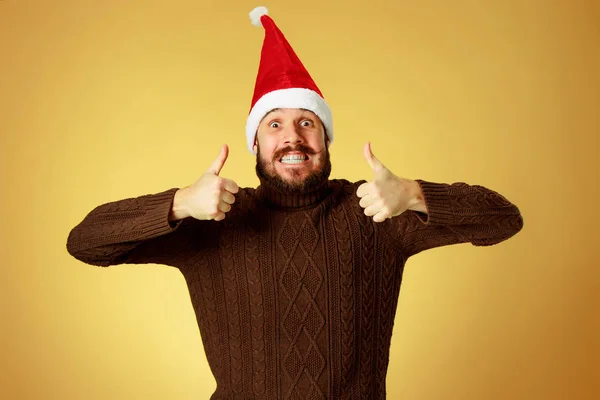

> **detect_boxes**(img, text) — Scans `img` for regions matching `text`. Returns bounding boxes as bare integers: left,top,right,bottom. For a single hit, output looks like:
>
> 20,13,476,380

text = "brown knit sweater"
66,177,523,399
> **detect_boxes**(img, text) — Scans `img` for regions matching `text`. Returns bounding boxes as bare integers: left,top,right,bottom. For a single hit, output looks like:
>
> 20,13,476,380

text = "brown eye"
300,120,312,127
269,122,281,128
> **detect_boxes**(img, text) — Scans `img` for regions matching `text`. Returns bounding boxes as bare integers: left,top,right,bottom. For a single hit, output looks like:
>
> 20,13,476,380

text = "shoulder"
227,186,267,224
325,178,368,209
327,178,366,195
228,186,257,211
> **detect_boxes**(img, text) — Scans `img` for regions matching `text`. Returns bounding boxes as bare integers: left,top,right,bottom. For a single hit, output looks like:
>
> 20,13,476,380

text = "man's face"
254,108,331,194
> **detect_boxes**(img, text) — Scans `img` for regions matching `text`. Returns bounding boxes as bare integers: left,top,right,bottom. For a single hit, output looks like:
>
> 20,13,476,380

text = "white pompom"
249,6,268,27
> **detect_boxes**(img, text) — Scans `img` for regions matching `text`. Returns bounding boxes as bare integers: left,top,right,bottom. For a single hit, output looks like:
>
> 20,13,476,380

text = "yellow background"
1,0,599,398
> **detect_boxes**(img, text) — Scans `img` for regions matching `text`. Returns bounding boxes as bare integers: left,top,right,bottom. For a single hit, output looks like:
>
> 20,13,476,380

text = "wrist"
169,187,190,221
407,180,428,213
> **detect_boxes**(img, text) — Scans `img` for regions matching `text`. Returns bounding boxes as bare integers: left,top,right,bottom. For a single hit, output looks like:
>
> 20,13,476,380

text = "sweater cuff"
413,180,457,226
136,188,182,238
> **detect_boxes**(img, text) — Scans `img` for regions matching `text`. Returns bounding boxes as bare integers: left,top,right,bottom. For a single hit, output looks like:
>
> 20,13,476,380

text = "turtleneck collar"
255,176,331,209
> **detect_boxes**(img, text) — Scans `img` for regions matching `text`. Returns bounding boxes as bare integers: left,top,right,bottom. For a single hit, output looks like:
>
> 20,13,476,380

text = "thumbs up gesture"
172,144,240,221
356,142,424,223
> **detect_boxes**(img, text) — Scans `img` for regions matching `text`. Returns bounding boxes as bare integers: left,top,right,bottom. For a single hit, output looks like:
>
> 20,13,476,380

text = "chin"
255,144,332,193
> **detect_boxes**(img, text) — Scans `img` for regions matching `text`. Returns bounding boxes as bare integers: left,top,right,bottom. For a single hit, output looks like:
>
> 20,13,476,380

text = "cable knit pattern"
244,219,267,397
278,210,326,400
66,178,523,399
218,222,245,394
355,200,376,399
376,243,404,397
331,198,356,400
188,250,224,385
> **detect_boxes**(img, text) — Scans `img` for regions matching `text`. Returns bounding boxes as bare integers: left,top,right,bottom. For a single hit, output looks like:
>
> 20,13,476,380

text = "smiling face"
254,108,331,194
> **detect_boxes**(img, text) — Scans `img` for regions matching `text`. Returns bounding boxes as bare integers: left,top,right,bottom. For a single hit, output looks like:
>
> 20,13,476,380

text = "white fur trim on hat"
245,88,334,154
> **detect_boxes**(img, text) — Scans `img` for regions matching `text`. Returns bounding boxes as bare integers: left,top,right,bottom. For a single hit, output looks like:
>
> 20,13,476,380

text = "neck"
256,175,330,209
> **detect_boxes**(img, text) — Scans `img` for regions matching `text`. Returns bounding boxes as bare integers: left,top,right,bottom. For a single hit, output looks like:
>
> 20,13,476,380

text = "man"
66,6,524,399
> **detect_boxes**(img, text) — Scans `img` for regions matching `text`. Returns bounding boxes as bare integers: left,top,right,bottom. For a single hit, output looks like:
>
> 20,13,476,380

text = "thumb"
207,144,229,176
363,142,385,173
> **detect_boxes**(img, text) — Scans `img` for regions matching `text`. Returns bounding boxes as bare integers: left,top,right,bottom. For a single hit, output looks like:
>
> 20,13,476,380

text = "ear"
253,136,258,156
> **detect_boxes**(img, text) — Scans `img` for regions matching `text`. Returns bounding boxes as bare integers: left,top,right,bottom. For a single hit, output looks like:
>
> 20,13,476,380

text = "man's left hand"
356,142,426,223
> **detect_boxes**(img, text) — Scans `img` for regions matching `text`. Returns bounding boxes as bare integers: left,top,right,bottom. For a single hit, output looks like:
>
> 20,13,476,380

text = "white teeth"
280,153,307,163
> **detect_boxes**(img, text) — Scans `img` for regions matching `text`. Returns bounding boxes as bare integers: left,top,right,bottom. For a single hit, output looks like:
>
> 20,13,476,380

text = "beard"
255,141,332,194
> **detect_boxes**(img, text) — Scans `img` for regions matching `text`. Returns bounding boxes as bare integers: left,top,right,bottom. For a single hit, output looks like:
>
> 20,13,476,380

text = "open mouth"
279,152,309,165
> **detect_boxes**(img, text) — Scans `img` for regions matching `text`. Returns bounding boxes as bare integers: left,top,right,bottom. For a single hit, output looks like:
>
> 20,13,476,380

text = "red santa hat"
246,6,334,154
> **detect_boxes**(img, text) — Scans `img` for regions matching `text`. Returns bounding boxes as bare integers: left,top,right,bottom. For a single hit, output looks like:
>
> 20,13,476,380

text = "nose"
282,124,303,145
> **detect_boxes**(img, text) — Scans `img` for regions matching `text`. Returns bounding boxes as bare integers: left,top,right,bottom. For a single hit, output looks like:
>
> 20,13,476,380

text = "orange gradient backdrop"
1,1,599,399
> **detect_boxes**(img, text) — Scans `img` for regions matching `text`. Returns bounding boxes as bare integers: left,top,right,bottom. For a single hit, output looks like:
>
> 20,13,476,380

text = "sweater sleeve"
66,188,189,267
385,179,524,258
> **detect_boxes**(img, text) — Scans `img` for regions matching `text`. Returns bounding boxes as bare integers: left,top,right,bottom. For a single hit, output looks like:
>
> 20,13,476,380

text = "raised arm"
389,179,524,257
66,188,187,267
355,142,523,257
66,144,241,267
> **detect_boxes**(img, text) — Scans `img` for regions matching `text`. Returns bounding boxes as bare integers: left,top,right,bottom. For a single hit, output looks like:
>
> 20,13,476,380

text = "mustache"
274,144,326,160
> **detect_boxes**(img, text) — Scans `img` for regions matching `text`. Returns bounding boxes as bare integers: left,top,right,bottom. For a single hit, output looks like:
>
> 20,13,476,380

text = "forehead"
262,108,318,120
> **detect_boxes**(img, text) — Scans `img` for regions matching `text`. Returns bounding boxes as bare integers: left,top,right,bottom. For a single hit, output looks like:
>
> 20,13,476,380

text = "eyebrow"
258,109,279,125
264,108,280,119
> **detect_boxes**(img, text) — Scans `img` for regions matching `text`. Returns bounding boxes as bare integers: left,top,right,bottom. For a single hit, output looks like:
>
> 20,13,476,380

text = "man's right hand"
170,144,240,222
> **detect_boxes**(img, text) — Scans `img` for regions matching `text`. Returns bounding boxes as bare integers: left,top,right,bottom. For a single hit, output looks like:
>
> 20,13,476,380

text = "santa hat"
245,6,334,154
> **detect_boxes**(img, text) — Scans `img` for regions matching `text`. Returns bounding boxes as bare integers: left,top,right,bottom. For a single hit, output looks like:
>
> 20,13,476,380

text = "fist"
179,144,240,221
